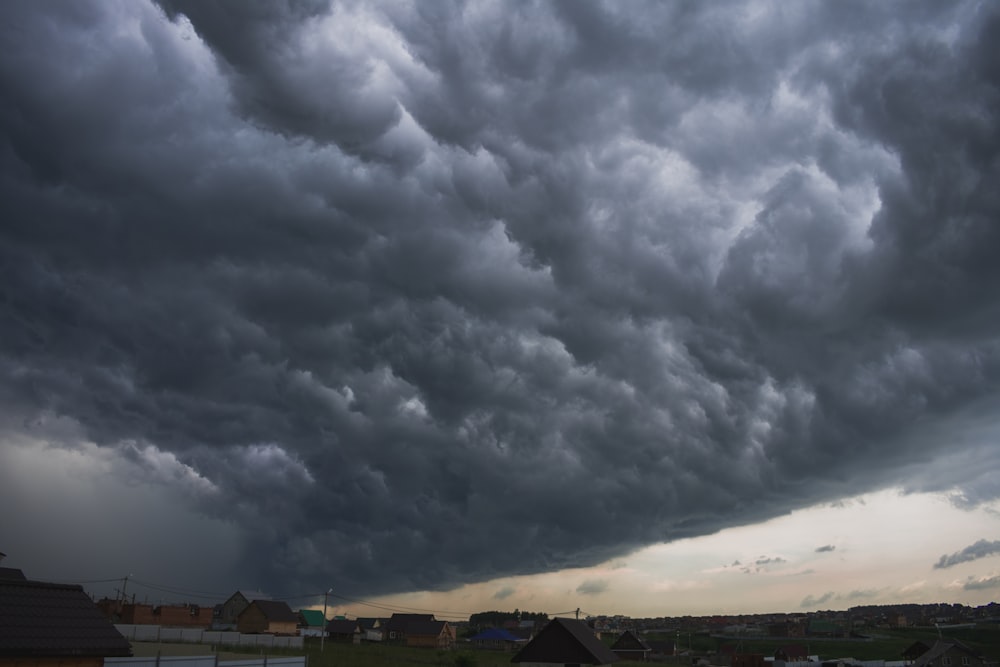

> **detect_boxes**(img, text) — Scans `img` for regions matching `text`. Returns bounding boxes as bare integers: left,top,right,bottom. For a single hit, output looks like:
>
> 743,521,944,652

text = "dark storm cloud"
3,0,1000,600
816,545,836,553
934,540,1000,570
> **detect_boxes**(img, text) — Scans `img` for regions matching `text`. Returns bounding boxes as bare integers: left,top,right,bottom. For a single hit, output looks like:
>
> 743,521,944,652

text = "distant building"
297,609,326,637
610,630,651,662
217,590,270,630
325,619,361,643
236,600,298,636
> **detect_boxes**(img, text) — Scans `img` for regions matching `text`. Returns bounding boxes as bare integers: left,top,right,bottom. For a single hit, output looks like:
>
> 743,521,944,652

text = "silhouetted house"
0,571,132,667
611,630,651,662
405,620,455,649
236,600,298,635
217,590,270,630
904,642,936,662
910,640,989,667
384,613,435,642
511,617,620,665
357,617,383,642
298,609,326,637
469,627,528,652
325,619,361,644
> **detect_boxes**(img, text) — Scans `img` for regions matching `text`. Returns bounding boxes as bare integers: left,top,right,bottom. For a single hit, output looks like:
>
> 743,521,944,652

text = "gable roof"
298,609,325,627
356,617,381,630
384,613,435,632
0,578,132,658
326,619,360,635
227,590,270,605
243,600,297,623
912,639,983,667
611,630,651,652
512,617,619,664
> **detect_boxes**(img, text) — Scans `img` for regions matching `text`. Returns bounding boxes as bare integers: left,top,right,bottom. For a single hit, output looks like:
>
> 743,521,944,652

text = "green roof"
298,609,326,627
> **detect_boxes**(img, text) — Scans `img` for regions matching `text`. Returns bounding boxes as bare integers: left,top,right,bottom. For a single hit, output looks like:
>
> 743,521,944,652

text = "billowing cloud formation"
576,579,609,596
2,0,1000,601
934,539,1000,569
963,575,1000,591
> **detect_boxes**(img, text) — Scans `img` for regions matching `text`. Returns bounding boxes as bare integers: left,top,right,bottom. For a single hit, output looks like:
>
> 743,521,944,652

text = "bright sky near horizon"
2,0,1000,620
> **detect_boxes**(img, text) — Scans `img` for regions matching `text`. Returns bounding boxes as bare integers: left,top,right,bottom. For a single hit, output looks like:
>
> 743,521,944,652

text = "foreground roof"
511,617,619,664
0,578,132,658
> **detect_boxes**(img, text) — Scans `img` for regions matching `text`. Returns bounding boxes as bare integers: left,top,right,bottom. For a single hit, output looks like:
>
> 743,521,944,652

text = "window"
962,658,970,666
943,658,952,666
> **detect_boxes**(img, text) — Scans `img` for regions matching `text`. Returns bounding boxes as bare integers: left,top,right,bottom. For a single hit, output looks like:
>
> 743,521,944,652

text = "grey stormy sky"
2,0,1000,609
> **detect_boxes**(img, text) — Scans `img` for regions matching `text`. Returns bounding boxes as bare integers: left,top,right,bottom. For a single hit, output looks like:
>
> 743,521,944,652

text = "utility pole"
320,588,332,653
119,574,131,606
575,608,580,620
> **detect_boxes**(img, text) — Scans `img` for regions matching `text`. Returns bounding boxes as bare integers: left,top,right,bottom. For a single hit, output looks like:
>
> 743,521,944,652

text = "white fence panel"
159,628,184,642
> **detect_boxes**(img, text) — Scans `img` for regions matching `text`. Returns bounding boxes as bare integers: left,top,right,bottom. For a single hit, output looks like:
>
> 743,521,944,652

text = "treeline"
468,609,549,628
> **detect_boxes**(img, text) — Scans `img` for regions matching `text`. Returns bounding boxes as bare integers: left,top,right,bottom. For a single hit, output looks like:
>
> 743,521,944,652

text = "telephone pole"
320,588,332,652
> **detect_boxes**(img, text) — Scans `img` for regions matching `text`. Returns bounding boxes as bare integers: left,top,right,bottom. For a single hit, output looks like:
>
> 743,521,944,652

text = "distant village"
3,551,1000,666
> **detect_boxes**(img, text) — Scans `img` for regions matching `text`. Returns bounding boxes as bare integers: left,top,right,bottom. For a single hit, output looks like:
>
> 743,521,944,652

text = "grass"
134,626,1000,667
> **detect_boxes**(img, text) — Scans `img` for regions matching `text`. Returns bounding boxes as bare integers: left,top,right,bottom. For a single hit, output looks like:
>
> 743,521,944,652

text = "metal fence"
106,656,305,667
114,625,305,650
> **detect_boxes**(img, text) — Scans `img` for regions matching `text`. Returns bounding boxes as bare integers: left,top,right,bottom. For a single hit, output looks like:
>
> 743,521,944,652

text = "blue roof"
470,627,525,642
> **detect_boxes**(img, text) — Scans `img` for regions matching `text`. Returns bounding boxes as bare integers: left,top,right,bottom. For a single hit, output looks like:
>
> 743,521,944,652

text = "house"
0,569,132,667
357,617,383,642
909,640,989,667
383,613,436,642
610,630,651,662
297,609,326,637
404,620,455,649
236,600,298,636
217,590,270,630
468,627,528,652
904,642,936,662
325,619,361,644
511,617,620,665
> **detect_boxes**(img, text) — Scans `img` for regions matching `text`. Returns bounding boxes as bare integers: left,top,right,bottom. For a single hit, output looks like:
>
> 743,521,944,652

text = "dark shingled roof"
326,619,360,635
0,578,132,657
511,617,619,664
244,599,298,623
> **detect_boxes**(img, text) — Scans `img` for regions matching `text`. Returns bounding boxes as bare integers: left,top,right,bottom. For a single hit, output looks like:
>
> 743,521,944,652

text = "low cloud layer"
2,0,1000,601
934,540,1000,570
